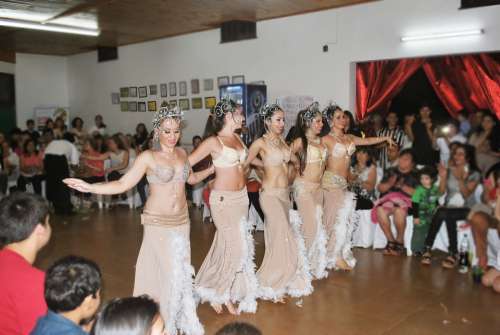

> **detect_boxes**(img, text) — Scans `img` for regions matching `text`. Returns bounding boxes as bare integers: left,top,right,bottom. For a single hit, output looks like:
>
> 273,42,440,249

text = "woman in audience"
17,139,44,195
53,116,66,139
322,105,394,270
82,135,129,183
408,104,438,166
89,114,107,136
344,110,363,137
189,98,258,315
77,138,106,205
421,143,481,268
244,104,312,302
91,296,166,335
468,111,500,174
65,106,212,335
290,102,328,279
43,118,54,134
469,166,500,271
350,146,377,210
70,117,87,144
134,123,149,148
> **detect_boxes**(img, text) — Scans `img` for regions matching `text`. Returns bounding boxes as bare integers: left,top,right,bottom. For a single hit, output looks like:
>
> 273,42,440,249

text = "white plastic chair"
353,209,376,248
373,216,414,255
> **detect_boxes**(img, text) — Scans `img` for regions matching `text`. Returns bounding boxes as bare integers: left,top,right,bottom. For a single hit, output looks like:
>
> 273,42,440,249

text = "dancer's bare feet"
335,258,353,271
210,303,223,314
225,301,239,315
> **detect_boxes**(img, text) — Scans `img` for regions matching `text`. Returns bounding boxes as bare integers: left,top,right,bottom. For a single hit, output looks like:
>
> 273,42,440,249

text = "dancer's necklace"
265,133,282,148
307,135,320,144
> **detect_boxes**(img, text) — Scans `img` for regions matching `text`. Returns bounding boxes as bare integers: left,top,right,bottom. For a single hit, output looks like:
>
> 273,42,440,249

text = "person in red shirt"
0,192,52,335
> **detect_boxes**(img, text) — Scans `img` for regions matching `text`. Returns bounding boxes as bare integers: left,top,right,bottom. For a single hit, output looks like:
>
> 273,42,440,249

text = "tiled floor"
36,206,500,335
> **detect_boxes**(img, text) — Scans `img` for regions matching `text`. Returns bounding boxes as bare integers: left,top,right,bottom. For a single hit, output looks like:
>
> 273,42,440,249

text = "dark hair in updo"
211,98,237,134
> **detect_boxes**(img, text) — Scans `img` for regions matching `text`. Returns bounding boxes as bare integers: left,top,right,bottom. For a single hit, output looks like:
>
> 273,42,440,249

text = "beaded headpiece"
259,103,282,119
152,106,184,130
213,97,237,118
302,102,321,122
322,102,341,119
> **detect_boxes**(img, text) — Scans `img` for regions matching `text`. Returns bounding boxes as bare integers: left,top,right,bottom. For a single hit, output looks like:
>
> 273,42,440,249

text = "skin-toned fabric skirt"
256,187,313,300
134,209,204,335
292,180,328,280
322,171,358,270
194,187,258,313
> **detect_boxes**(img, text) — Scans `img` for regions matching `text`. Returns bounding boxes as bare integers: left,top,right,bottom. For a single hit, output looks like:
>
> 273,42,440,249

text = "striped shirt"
377,127,407,170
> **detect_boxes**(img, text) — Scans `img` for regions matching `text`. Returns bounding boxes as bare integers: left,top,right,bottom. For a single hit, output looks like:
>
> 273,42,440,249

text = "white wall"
18,0,500,141
0,61,15,74
15,53,69,128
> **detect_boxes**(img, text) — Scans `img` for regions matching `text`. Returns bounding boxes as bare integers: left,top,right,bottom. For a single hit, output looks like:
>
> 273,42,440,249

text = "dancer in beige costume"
64,107,212,335
244,104,313,302
189,99,258,315
322,105,394,271
290,103,329,280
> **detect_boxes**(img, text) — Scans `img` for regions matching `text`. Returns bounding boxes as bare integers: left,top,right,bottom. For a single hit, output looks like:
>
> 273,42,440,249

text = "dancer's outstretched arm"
64,151,149,194
349,135,395,147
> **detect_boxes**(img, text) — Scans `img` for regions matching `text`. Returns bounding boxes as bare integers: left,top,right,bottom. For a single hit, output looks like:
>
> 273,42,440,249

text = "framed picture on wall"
205,96,216,109
128,101,138,112
217,76,229,87
179,81,187,96
191,97,203,109
169,82,177,96
129,87,138,97
111,93,120,105
231,75,245,84
149,85,157,95
148,100,157,112
191,79,200,94
138,101,146,112
139,86,147,98
120,101,129,112
169,100,177,108
179,98,190,110
160,83,168,97
120,87,129,98
203,78,214,91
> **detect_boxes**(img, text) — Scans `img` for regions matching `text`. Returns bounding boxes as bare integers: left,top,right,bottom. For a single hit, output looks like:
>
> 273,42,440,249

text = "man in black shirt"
407,105,438,166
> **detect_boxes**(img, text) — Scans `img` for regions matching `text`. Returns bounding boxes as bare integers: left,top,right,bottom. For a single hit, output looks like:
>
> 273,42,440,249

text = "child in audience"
411,166,440,255
0,193,51,335
215,322,262,335
31,255,102,335
91,296,166,335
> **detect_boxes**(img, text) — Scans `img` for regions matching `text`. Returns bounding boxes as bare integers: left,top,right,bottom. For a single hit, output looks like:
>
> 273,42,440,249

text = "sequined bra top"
331,141,356,158
212,136,248,168
306,144,327,164
262,136,291,167
147,159,190,185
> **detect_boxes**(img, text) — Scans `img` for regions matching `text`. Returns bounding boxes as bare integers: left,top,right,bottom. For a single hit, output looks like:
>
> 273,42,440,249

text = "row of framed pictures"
116,75,245,100
120,97,217,112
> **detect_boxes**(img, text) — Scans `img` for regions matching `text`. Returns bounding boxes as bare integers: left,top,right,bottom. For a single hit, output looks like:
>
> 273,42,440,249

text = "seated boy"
31,255,102,335
0,193,51,335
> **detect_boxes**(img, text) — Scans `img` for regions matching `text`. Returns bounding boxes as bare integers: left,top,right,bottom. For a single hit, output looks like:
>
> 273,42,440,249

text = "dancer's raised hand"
63,178,93,193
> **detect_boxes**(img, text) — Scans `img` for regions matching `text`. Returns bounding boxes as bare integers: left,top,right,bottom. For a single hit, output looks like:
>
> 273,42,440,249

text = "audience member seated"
468,111,500,175
76,138,106,207
377,111,407,170
0,193,51,335
88,115,107,137
411,166,440,255
26,119,40,144
134,123,149,148
469,166,500,271
407,104,438,166
91,296,165,335
1,140,20,192
436,120,467,165
44,131,80,215
372,149,418,255
53,117,67,140
215,322,262,335
350,146,377,210
43,119,54,134
457,110,471,137
31,255,101,335
70,117,88,148
17,139,44,195
421,143,481,268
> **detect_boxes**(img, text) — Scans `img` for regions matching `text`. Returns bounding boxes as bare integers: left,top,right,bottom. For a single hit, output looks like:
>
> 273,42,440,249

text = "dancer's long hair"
294,109,321,176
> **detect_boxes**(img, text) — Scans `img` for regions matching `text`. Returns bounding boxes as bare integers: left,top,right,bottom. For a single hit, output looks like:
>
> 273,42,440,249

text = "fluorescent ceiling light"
401,29,483,42
0,18,100,36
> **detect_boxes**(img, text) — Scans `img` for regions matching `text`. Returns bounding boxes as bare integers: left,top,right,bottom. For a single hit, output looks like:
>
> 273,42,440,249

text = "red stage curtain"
355,58,425,120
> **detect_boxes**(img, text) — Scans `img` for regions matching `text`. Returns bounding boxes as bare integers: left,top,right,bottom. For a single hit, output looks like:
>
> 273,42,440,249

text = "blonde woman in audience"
65,106,212,335
244,104,312,303
290,103,328,280
322,105,394,271
189,98,258,315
